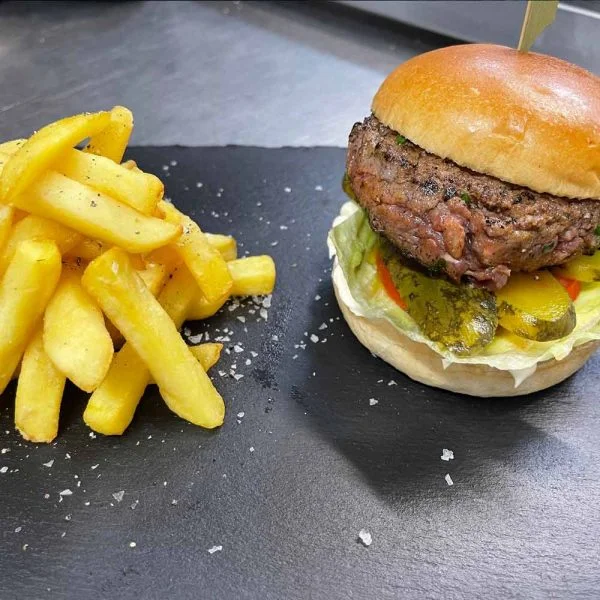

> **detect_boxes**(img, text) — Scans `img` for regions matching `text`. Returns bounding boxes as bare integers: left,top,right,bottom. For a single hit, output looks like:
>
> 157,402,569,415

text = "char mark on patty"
346,115,600,290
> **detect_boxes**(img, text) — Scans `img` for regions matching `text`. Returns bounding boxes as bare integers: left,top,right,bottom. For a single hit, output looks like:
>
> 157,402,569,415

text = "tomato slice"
554,274,581,301
375,252,407,310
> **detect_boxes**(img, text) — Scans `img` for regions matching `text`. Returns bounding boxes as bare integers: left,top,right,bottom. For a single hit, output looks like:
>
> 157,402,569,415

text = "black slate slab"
0,147,599,600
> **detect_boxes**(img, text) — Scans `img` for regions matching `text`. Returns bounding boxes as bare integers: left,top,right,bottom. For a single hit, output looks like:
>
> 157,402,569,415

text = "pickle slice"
554,252,600,282
495,271,576,342
380,244,497,355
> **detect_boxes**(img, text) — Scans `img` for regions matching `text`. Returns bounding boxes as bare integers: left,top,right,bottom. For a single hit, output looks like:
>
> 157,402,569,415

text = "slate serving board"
1,147,599,600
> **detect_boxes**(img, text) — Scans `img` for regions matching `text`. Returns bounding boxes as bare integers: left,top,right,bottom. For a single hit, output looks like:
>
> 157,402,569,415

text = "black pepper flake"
90,200,97,207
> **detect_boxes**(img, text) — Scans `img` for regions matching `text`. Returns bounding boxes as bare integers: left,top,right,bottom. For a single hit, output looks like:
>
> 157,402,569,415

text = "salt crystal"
237,412,245,418
59,489,72,496
358,529,372,547
196,182,203,188
441,449,454,462
208,545,222,554
1,448,9,454
130,500,139,510
234,345,243,353
233,374,244,381
43,460,54,468
315,185,323,191
270,241,278,247
170,160,177,166
271,335,278,341
112,491,125,502
445,474,454,486
250,351,258,357
314,295,321,301
310,334,319,343
237,316,246,323
259,308,268,320
262,295,272,308
91,464,99,470
188,333,203,344
280,225,288,230
129,542,137,548
245,359,251,366
387,380,397,386
89,432,96,439
15,526,21,533
249,447,255,452
284,187,291,193
318,323,327,330
369,398,378,406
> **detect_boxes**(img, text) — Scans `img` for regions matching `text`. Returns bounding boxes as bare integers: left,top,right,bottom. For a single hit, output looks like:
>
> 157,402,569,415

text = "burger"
328,44,600,397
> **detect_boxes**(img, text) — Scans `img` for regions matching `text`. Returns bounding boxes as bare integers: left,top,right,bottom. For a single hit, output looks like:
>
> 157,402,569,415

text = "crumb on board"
441,449,454,462
208,545,223,554
358,529,372,547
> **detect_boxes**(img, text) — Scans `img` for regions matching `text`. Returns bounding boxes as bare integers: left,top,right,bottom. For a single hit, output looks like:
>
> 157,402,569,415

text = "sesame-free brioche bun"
333,274,600,397
372,44,600,200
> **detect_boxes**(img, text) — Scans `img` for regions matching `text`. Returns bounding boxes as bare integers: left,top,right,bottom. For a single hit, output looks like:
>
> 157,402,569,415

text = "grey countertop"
0,1,450,147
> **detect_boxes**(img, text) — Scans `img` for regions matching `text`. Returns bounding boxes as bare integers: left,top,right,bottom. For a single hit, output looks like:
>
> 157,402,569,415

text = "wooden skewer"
518,0,559,53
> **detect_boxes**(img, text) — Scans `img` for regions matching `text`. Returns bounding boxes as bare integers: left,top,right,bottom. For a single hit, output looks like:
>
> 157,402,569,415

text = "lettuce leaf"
328,202,600,372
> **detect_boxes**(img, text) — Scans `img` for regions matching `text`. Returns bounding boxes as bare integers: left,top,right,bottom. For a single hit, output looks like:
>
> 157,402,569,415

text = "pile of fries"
0,107,276,442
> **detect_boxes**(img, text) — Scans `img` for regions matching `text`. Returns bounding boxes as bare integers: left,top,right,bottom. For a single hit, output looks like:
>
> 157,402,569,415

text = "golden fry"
187,255,276,319
0,138,25,156
187,293,228,320
56,149,163,215
10,172,180,253
15,327,66,443
0,204,14,254
63,238,105,262
205,233,237,261
229,255,276,296
0,239,61,394
84,106,133,163
43,267,114,392
85,266,207,436
82,250,224,429
188,343,223,371
0,111,110,202
0,214,82,278
161,201,232,303
149,343,223,384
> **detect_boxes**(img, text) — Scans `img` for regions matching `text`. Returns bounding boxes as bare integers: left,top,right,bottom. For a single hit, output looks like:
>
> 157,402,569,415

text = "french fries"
85,106,133,164
0,214,82,278
0,107,276,442
229,255,276,296
187,255,276,320
0,111,110,202
82,249,225,429
161,201,232,303
10,172,180,253
15,327,66,443
43,266,114,392
204,233,237,262
56,149,163,215
0,239,61,394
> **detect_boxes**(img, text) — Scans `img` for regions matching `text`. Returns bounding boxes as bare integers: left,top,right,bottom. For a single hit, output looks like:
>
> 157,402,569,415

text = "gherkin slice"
379,242,498,355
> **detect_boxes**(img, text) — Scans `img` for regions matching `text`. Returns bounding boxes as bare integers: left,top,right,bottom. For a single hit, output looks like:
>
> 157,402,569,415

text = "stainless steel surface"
339,1,600,74
0,1,449,147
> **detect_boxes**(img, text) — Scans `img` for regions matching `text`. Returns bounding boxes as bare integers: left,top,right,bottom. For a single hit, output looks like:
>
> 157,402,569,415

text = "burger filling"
347,115,600,291
329,116,600,367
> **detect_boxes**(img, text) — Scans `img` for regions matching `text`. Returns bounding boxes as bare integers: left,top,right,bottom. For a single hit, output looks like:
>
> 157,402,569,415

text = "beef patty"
347,115,600,290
